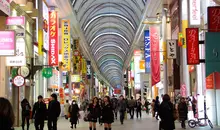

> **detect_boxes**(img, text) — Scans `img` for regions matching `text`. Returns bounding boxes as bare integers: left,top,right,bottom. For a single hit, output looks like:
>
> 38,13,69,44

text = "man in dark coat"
32,95,47,130
118,95,127,124
178,97,188,129
47,93,61,130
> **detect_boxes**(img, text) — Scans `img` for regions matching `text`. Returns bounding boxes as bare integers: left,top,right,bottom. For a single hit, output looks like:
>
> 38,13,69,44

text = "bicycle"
188,109,213,129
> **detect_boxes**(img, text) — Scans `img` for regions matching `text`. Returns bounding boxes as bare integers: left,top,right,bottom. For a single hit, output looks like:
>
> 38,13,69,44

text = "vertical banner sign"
208,7,220,32
186,28,199,65
87,61,91,79
49,11,59,66
61,20,71,71
206,73,214,89
189,0,201,26
167,40,177,59
82,58,87,75
144,30,150,73
150,26,160,86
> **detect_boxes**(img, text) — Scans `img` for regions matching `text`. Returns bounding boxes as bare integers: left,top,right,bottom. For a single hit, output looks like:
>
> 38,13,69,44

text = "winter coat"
0,116,14,130
118,99,127,111
136,101,142,111
64,103,70,115
159,101,175,130
48,100,61,119
128,99,136,108
87,103,101,121
178,102,188,120
21,102,31,117
32,101,47,120
69,104,79,124
154,100,160,112
102,103,114,124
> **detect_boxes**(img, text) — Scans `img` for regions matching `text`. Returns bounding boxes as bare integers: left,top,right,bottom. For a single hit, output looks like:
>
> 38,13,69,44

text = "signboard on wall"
6,16,25,26
6,38,26,66
49,11,59,66
87,61,91,79
61,20,71,71
189,0,201,26
71,75,81,83
208,6,220,32
0,0,10,16
167,40,177,59
43,1,49,50
186,28,199,65
144,30,150,73
0,31,15,56
206,73,214,89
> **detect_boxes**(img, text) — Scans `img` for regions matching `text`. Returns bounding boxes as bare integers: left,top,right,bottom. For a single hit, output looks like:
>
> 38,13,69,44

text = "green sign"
11,68,18,78
42,68,53,78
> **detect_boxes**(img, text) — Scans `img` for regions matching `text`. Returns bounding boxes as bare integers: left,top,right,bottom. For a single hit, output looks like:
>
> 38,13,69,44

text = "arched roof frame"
97,55,124,65
96,53,124,63
94,47,126,60
100,63,123,72
93,44,126,56
99,59,123,68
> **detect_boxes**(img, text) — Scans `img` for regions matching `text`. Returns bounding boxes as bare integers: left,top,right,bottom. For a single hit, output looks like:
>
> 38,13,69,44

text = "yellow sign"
82,58,87,74
71,75,81,82
139,60,145,70
61,20,71,71
73,39,79,50
38,29,43,55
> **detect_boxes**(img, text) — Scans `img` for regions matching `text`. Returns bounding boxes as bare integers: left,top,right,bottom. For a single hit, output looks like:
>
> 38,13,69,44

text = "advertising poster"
144,30,150,73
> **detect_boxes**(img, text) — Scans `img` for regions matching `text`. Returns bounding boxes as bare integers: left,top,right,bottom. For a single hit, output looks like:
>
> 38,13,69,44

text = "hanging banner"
0,31,15,56
208,6,220,32
6,38,26,66
189,0,201,26
61,20,71,71
49,69,59,89
43,1,49,50
150,26,160,86
144,30,150,73
87,61,91,79
167,40,177,59
38,29,43,55
82,58,87,75
186,28,199,65
49,11,59,66
206,73,214,89
73,39,79,50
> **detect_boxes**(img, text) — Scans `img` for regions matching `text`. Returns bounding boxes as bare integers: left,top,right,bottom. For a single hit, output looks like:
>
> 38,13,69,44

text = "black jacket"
136,101,142,111
0,116,14,130
48,100,61,119
21,102,31,117
102,103,114,124
178,102,188,120
159,101,175,130
32,101,47,120
88,103,101,119
69,104,79,124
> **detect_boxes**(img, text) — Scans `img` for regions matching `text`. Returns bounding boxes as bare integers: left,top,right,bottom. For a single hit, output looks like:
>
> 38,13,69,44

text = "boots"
89,127,92,130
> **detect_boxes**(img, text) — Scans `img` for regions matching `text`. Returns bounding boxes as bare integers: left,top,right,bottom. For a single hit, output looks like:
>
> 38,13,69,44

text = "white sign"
13,75,25,87
189,0,201,26
0,0,10,16
43,1,49,50
6,38,26,66
167,40,177,59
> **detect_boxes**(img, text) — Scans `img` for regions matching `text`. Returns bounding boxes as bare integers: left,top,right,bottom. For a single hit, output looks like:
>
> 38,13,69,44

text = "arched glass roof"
72,0,146,88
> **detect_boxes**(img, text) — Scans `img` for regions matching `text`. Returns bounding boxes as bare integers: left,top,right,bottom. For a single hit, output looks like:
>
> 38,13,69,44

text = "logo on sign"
13,75,25,87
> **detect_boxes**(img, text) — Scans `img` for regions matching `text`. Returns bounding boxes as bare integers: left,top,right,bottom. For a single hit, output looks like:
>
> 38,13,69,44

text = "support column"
180,0,190,96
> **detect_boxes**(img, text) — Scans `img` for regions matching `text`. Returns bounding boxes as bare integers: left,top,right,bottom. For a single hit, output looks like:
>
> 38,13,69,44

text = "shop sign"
38,29,43,55
0,0,10,16
71,75,81,82
150,26,160,86
114,89,121,94
0,31,15,56
42,68,53,78
144,30,150,73
13,75,25,87
43,1,49,50
206,73,214,89
189,0,201,26
167,40,177,59
139,60,145,70
186,28,200,65
180,84,187,97
61,20,71,71
73,39,79,50
49,11,59,66
86,61,91,79
59,88,64,104
49,69,59,89
6,38,26,66
15,28,25,38
82,58,87,75
6,16,25,26
208,6,220,32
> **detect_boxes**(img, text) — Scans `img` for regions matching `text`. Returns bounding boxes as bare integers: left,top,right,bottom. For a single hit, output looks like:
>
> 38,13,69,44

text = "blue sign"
144,30,150,73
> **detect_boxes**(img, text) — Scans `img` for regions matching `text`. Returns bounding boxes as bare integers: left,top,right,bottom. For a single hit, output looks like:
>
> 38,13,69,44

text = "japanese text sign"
208,6,220,32
49,11,59,66
186,28,200,65
61,20,71,71
0,31,15,56
87,61,91,79
189,0,201,26
6,16,25,26
167,40,177,59
144,30,150,73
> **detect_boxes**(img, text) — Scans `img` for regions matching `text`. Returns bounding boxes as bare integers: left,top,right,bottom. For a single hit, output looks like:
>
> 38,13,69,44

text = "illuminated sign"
0,31,15,56
144,30,150,73
6,16,25,25
71,75,81,83
189,0,201,26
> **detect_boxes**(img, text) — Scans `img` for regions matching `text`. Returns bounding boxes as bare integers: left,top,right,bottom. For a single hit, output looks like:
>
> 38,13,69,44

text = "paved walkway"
15,113,218,130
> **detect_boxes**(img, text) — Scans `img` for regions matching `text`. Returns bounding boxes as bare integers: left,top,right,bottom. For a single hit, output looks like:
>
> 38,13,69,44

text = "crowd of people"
0,93,197,130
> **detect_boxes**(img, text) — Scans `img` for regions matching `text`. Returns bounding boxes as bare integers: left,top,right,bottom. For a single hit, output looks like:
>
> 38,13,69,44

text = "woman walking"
21,98,31,130
102,96,114,130
88,97,101,130
178,97,188,129
69,100,79,129
159,94,175,130
0,97,15,130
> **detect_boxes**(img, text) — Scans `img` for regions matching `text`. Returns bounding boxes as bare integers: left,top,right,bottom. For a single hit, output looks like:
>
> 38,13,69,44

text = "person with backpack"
111,95,118,120
21,98,31,130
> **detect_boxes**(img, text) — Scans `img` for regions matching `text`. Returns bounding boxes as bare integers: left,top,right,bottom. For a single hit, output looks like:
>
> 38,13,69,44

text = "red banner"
186,28,199,65
114,89,121,94
208,7,220,32
150,26,160,86
49,11,59,66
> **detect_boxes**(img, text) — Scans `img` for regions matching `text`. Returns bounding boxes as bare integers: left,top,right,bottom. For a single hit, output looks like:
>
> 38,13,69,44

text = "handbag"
83,111,91,122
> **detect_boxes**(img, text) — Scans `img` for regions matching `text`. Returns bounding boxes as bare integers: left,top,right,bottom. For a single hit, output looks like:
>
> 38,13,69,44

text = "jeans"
34,119,44,130
129,107,134,119
22,116,30,130
136,110,142,118
48,118,58,130
119,110,125,123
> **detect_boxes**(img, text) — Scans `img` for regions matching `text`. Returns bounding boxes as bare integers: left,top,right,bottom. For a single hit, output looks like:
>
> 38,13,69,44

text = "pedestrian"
127,96,136,119
111,95,118,120
32,95,47,130
64,100,70,119
102,96,114,130
98,98,104,126
0,97,15,130
151,99,155,117
178,97,188,129
154,96,160,120
21,98,31,130
158,94,175,130
88,97,101,130
136,99,142,119
47,93,61,130
118,95,127,124
144,99,150,114
69,100,79,129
